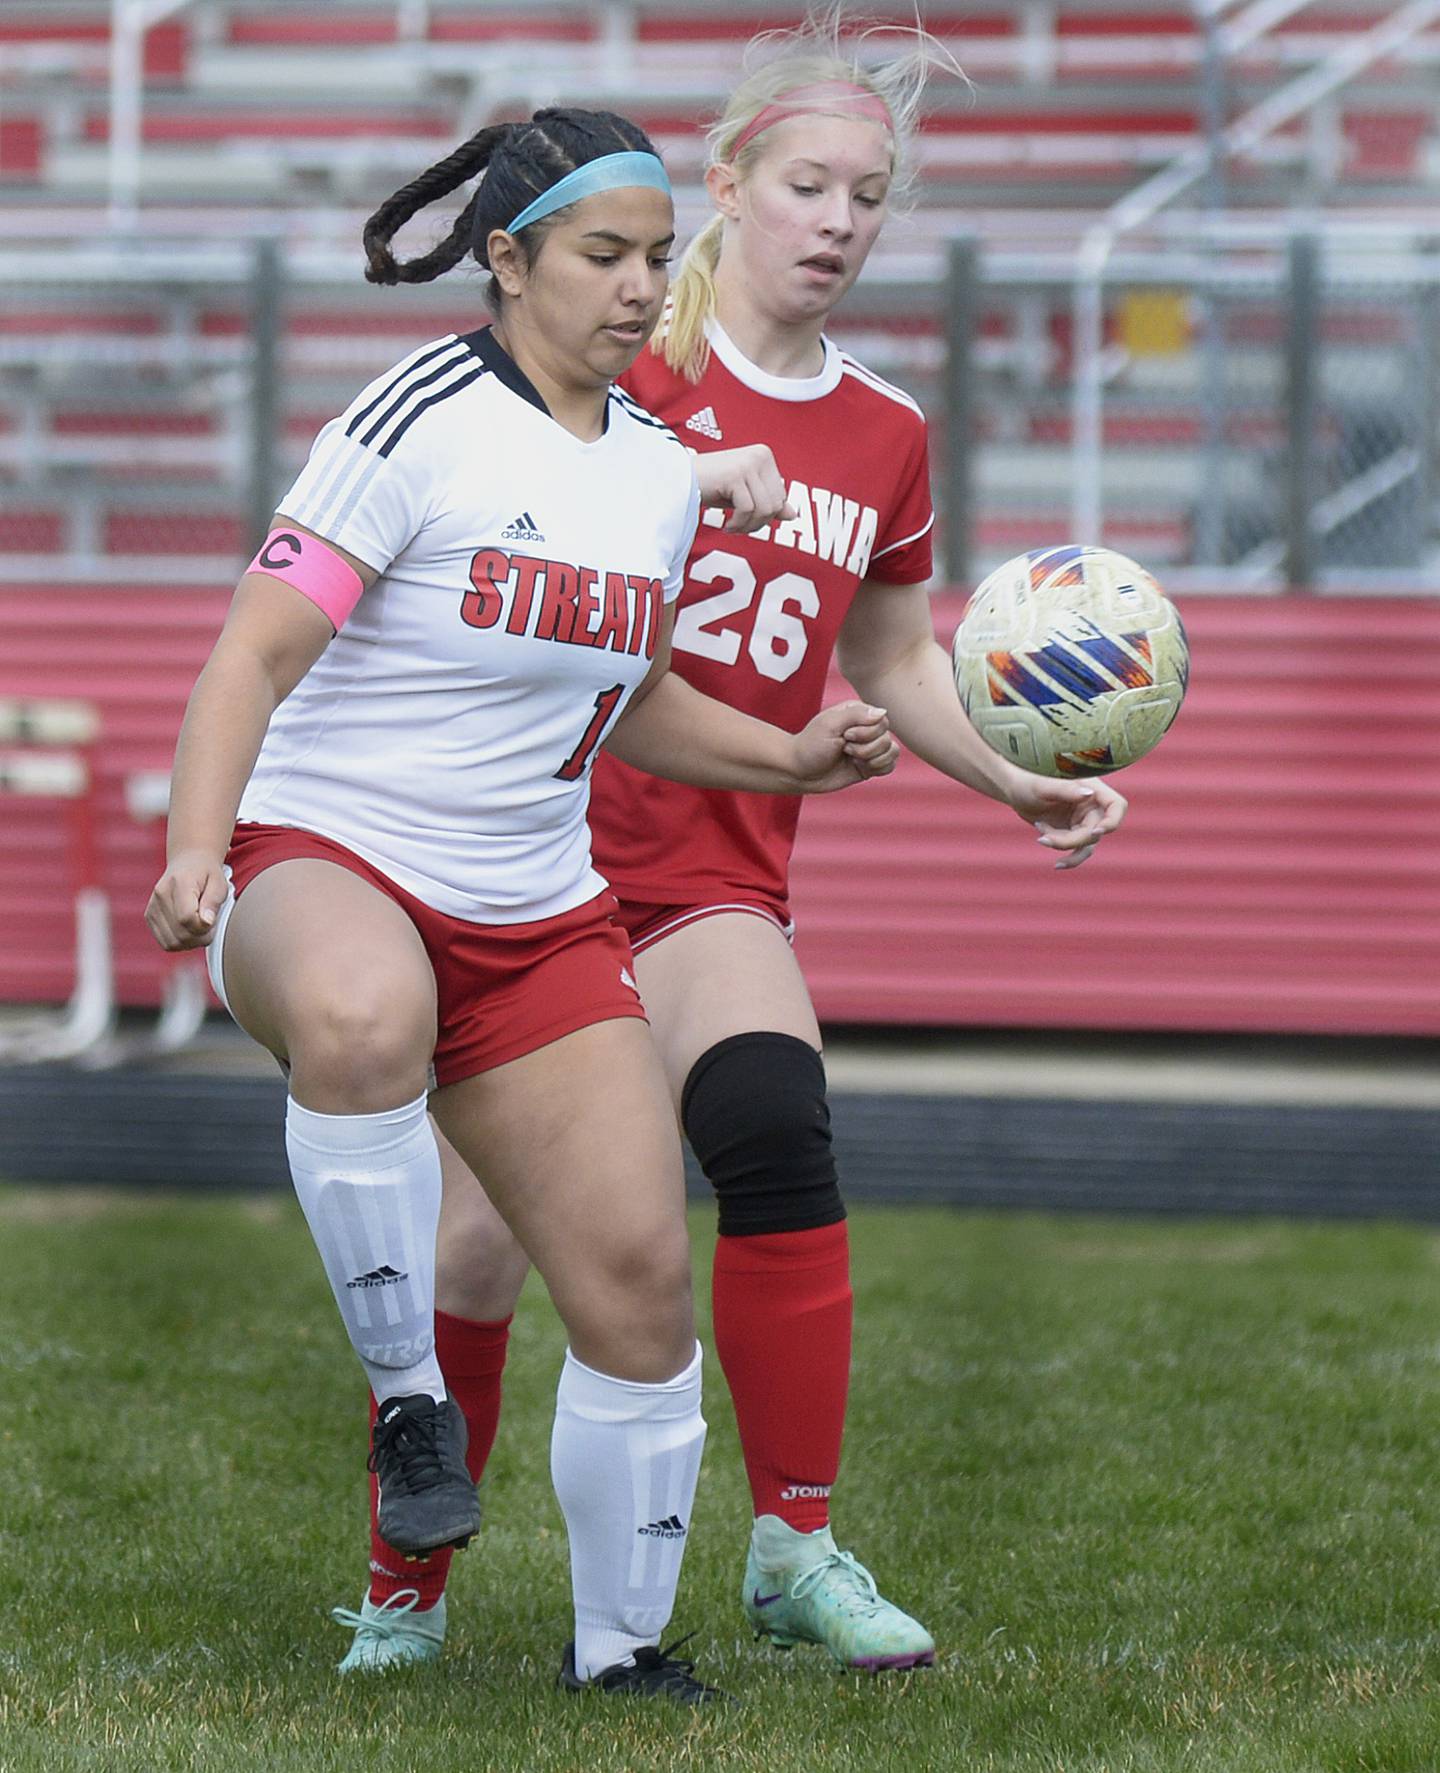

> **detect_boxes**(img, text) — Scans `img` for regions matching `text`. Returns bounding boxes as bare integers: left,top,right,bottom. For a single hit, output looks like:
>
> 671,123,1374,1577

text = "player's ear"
704,160,743,222
486,228,528,298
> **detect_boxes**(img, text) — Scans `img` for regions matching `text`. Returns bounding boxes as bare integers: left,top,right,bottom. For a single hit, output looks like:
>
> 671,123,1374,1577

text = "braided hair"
363,107,664,309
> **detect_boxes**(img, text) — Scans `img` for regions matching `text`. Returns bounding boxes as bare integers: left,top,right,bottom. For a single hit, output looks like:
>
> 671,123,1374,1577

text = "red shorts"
219,823,645,1088
614,896,794,958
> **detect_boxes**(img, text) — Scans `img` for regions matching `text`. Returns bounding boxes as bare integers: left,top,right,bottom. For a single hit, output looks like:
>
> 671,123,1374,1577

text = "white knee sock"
551,1342,707,1678
285,1093,446,1404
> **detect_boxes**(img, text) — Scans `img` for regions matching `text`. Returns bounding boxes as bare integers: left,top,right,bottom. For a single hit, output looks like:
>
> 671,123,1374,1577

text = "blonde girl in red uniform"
336,13,1127,1676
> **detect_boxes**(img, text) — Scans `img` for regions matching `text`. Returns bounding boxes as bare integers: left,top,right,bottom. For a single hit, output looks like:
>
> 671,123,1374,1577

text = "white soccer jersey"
239,328,700,922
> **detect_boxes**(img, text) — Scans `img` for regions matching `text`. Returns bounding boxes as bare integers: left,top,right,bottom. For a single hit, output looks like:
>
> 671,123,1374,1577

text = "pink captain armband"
246,527,366,630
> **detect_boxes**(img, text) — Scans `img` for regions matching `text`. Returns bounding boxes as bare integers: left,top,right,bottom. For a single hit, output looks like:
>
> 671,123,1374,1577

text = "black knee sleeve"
680,1032,844,1238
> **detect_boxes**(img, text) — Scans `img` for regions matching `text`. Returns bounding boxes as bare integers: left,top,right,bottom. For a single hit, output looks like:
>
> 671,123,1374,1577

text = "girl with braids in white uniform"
335,8,1128,1682
145,104,898,1705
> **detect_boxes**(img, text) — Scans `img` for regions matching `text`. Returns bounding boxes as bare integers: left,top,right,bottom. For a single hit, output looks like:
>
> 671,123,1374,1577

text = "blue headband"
505,151,671,235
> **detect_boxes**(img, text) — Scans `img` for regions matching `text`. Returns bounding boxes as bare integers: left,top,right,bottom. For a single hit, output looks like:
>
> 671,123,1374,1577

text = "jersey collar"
705,319,843,402
461,326,610,434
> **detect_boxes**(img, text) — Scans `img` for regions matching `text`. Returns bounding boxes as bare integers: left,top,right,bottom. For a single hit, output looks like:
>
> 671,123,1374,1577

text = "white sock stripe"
342,1209,376,1333
391,1178,427,1330
371,1189,406,1330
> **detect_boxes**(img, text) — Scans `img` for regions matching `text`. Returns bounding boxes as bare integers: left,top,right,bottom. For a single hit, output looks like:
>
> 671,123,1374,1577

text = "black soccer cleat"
369,1394,480,1559
557,1635,732,1705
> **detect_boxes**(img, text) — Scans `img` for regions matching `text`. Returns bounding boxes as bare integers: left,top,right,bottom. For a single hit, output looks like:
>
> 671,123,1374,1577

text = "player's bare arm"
836,577,1126,867
147,520,375,950
693,443,796,535
607,606,896,793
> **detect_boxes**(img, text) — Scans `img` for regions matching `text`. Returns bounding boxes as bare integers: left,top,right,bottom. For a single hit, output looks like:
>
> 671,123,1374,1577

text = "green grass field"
3,1187,1440,1773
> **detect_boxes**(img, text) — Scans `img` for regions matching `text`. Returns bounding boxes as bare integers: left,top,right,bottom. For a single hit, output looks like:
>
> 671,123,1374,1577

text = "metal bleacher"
3,2,1438,577
4,2,1439,564
2,2,1437,207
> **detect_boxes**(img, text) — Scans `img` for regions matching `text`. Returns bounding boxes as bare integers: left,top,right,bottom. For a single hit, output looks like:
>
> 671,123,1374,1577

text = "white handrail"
107,0,197,234
1233,446,1424,580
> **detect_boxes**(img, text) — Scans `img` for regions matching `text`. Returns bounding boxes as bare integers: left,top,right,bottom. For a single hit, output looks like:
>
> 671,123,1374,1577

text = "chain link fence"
942,233,1440,589
1,232,1437,591
1285,250,1438,579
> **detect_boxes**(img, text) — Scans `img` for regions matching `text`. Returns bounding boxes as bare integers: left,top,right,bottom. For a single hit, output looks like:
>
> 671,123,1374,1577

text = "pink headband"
730,81,893,157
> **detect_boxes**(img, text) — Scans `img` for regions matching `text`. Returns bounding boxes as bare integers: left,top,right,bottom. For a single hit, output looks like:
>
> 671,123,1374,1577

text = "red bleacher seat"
0,309,171,340
0,117,42,179
51,413,217,439
0,12,108,41
226,9,399,47
102,514,243,555
0,12,185,76
430,9,596,44
1344,110,1433,177
82,108,453,146
635,12,818,44
636,11,1015,43
0,511,64,552
972,515,1190,556
224,8,596,47
925,105,1198,141
1056,10,1195,34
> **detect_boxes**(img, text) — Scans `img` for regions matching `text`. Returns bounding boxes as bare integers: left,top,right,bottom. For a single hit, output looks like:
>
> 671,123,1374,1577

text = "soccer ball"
951,545,1189,778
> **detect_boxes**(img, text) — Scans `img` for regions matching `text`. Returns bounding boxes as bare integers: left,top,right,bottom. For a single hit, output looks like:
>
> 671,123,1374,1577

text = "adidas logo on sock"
347,1264,408,1289
501,510,545,541
684,406,723,441
637,1513,687,1539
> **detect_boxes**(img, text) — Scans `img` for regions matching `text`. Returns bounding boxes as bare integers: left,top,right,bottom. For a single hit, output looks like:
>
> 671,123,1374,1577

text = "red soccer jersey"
590,322,934,907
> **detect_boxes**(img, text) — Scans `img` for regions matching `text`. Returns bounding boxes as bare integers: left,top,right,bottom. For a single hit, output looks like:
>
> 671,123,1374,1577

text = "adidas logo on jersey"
684,406,723,441
501,510,545,542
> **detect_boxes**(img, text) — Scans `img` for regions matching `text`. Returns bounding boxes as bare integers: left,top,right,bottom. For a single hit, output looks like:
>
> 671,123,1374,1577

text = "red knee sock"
711,1220,852,1535
367,1309,511,1610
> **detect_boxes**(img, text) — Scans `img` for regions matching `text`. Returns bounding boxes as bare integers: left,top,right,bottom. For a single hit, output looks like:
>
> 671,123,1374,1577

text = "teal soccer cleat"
332,1588,446,1674
742,1515,936,1671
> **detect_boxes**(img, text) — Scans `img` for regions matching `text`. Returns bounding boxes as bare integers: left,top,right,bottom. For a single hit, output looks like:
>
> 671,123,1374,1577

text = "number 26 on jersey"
671,550,818,684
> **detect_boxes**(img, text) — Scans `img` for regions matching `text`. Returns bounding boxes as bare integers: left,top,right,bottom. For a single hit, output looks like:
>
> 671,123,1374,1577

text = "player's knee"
565,1229,694,1378
616,1223,693,1320
435,1203,529,1319
289,982,433,1108
612,1224,693,1328
681,1032,844,1237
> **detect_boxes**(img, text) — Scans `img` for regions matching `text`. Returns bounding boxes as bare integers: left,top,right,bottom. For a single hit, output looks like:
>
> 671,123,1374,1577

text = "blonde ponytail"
661,215,724,382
